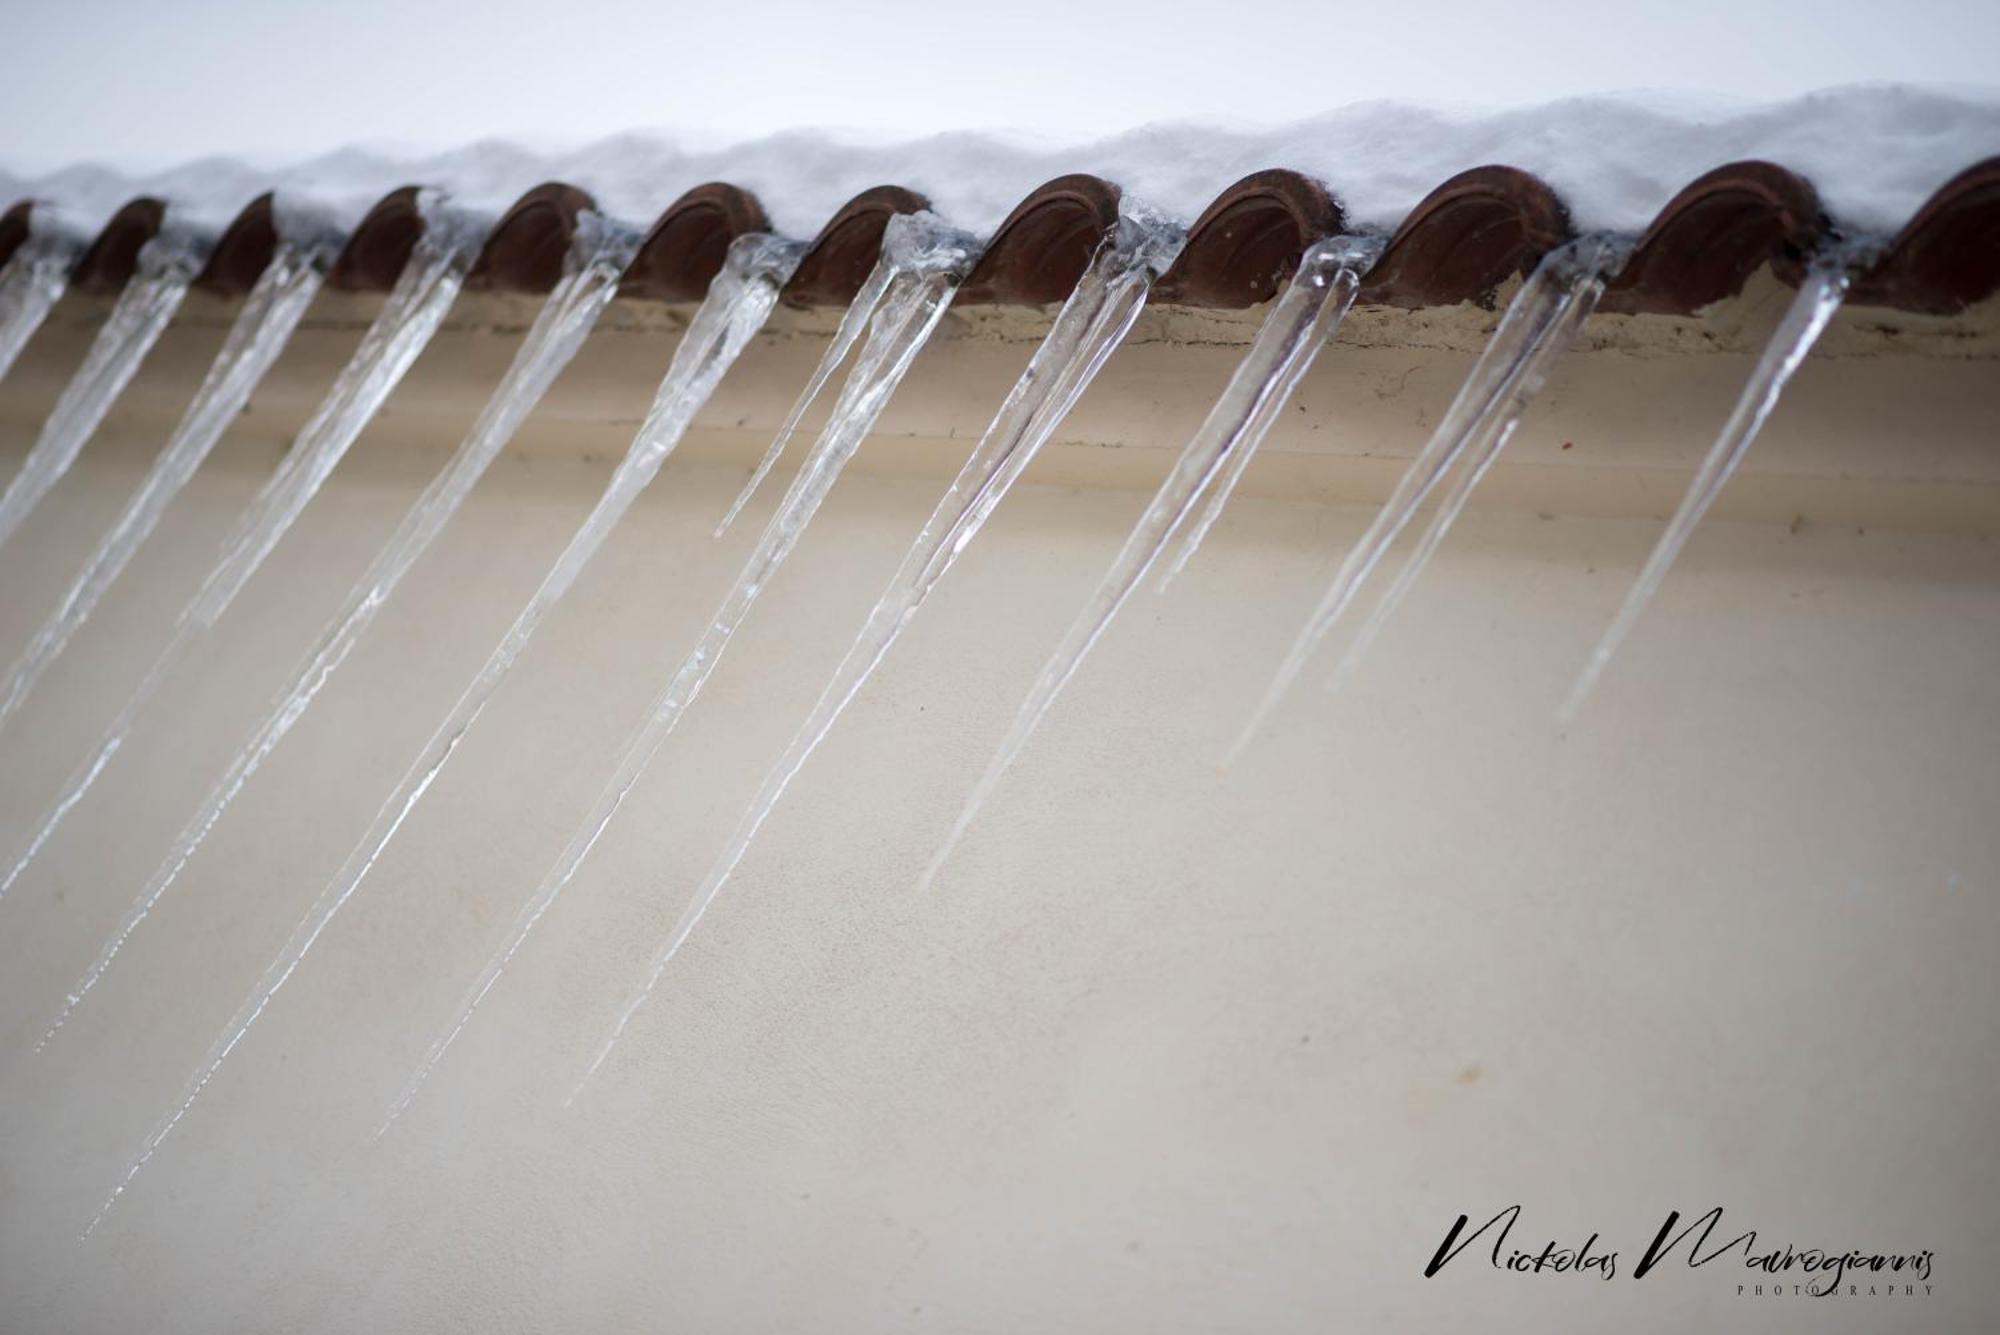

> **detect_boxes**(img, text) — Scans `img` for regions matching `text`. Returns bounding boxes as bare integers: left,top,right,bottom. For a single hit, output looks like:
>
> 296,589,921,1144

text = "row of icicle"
0,186,1870,1235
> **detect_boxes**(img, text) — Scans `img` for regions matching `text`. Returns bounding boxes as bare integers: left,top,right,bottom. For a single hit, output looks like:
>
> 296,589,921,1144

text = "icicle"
42,228,787,1052
76,210,648,1239
36,216,641,1050
713,259,895,536
524,214,976,1102
0,237,337,732
0,197,485,906
0,227,206,551
80,218,976,1231
911,234,1378,899
385,212,1177,1130
0,225,79,388
1226,236,1630,761
1319,241,1625,699
1557,250,1859,725
1152,240,1387,590
356,236,808,1127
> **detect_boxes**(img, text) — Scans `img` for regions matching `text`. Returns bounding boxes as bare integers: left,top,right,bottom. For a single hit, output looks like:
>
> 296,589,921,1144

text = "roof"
4,159,1995,315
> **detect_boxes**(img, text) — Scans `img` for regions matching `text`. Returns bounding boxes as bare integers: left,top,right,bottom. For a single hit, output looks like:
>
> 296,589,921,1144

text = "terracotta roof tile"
1357,166,1568,309
957,174,1123,306
326,187,427,291
1600,162,1824,316
71,197,167,293
466,182,596,293
21,158,1998,313
0,200,35,268
779,185,929,307
193,192,281,296
1153,169,1339,308
1849,156,2000,314
619,183,769,303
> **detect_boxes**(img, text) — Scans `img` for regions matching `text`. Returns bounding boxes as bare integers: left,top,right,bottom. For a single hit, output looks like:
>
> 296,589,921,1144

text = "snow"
2,85,1994,245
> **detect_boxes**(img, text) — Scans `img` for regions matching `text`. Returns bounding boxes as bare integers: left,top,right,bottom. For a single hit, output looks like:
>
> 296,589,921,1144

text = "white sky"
0,0,1995,172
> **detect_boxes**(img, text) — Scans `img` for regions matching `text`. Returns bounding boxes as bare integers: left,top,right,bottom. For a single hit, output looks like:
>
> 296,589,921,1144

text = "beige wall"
0,279,1995,1333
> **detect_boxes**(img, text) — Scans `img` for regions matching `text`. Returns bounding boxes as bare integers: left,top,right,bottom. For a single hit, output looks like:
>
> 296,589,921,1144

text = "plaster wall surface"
0,281,1993,1332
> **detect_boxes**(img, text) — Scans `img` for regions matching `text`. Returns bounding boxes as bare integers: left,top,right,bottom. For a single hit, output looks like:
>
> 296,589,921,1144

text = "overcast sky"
2,0,1996,171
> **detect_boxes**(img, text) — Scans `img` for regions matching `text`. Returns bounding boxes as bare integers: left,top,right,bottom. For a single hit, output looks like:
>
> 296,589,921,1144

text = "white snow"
2,85,1994,244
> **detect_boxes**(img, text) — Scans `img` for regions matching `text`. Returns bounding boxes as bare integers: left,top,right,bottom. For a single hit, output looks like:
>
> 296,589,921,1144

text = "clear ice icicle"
0,228,205,551
36,217,642,1050
0,228,79,388
82,216,972,1231
72,226,788,1119
74,210,640,1239
713,259,895,536
1155,238,1387,590
553,214,977,1100
1227,236,1629,761
1319,242,1623,699
1556,252,1857,725
911,235,1378,897
366,236,808,1132
0,200,484,906
0,238,335,732
386,215,1175,1129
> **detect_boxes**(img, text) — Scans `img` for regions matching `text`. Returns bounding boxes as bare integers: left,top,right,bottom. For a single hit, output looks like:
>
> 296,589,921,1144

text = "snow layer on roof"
2,85,1994,241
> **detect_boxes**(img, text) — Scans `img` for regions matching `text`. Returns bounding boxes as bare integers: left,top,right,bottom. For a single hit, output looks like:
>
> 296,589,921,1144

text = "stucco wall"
0,282,1995,1332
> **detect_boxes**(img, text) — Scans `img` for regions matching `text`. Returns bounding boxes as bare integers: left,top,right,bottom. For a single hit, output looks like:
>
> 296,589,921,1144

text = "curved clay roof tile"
19,154,2000,314
0,200,35,269
327,187,430,292
467,182,597,294
71,197,168,294
1152,169,1340,308
780,185,930,307
194,192,283,296
1849,157,2000,314
619,183,771,303
1359,166,1569,309
957,174,1123,307
1600,162,1825,316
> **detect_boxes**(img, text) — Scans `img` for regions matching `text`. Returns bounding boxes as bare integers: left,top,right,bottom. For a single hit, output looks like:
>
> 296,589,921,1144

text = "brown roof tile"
958,174,1123,306
467,182,596,293
193,192,281,296
326,187,428,292
26,157,2000,314
1152,169,1339,308
1358,166,1569,309
71,196,167,293
0,200,35,269
1849,156,2000,314
1600,162,1824,316
780,185,929,307
619,183,770,303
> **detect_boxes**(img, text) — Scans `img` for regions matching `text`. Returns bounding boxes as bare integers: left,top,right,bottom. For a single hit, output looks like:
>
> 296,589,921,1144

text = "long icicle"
0,224,80,388
1226,236,1629,761
43,231,788,1063
0,227,206,551
712,259,895,536
907,235,1380,901
1150,237,1383,590
35,216,642,1051
360,234,804,1135
1556,250,1858,725
546,215,978,1101
1320,243,1622,699
0,199,484,905
0,234,337,732
384,213,1179,1131
84,216,968,1231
